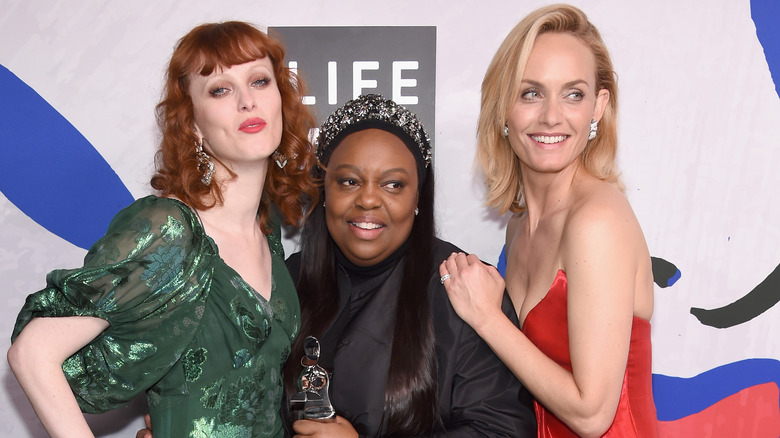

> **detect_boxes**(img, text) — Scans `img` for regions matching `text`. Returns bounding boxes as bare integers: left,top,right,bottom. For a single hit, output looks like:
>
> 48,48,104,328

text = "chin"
347,250,383,266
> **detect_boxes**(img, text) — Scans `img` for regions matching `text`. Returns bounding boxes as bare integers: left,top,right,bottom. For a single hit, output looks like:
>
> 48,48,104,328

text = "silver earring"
414,207,419,216
273,150,288,169
503,124,509,137
195,138,215,186
588,120,598,140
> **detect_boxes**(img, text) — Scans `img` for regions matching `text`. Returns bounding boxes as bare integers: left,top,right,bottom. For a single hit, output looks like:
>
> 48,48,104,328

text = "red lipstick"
239,117,266,133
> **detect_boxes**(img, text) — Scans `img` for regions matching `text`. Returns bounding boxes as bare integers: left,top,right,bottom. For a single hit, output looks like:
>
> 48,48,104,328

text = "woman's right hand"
293,415,358,438
135,413,152,438
439,252,507,333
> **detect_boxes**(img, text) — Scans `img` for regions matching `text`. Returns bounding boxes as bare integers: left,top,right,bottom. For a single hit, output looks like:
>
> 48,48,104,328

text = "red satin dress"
521,270,658,437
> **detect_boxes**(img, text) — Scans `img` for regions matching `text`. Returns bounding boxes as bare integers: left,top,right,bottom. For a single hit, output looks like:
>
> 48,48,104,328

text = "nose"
237,86,256,111
540,98,561,126
355,184,381,210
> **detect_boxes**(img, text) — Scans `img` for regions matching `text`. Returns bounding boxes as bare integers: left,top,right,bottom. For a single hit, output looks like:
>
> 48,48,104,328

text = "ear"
192,125,206,149
593,88,610,122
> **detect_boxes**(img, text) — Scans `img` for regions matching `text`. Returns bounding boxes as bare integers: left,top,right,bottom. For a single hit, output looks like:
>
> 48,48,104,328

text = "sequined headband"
315,94,432,168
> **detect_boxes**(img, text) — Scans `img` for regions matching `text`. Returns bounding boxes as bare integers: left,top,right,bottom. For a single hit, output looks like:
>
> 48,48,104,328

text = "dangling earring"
588,120,598,140
273,150,288,169
503,124,509,137
414,207,419,216
195,137,215,186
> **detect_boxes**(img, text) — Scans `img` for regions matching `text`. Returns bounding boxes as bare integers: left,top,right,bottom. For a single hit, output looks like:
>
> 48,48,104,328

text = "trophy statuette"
289,336,336,420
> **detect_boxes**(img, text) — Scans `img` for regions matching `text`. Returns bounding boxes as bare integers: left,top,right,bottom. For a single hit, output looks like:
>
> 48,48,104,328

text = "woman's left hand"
292,416,358,438
439,252,506,332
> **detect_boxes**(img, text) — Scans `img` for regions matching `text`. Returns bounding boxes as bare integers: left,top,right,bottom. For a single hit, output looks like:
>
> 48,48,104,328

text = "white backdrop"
1,0,779,436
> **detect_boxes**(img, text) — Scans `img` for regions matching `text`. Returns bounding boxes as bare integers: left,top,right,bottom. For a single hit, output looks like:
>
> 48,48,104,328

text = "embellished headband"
315,94,432,168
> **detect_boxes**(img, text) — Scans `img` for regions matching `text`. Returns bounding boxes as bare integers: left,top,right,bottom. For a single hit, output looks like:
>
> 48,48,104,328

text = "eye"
209,86,230,97
338,178,358,187
383,181,404,190
252,77,271,88
521,89,542,101
565,90,584,101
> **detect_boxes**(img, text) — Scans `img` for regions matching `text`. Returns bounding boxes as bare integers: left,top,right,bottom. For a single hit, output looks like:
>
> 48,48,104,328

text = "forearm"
12,360,94,437
440,252,618,435
8,316,107,438
475,315,616,437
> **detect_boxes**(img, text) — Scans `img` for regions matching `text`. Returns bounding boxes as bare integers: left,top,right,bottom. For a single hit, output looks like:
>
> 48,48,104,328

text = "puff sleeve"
11,196,213,413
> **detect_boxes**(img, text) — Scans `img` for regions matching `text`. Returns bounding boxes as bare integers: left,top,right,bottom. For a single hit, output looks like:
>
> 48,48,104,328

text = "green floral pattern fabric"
11,196,300,437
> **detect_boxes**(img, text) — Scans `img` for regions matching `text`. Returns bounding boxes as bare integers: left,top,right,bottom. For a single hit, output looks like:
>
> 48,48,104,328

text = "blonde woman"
440,5,657,437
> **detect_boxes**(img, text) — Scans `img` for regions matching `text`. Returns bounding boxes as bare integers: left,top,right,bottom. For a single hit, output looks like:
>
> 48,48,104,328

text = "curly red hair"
151,21,318,232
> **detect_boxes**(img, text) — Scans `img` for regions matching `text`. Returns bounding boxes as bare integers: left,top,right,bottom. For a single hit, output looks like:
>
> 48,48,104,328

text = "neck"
520,162,581,230
335,239,409,287
198,159,269,233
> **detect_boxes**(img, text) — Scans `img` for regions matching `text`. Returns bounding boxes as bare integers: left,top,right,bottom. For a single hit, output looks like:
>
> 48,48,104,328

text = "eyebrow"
204,61,272,81
330,164,412,176
521,78,590,89
244,64,273,76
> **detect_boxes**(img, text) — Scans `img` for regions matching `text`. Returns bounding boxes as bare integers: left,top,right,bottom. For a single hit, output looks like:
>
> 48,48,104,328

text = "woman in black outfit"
284,94,535,437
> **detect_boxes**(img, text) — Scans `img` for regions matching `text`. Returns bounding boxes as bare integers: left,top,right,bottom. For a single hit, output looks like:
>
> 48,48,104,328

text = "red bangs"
175,22,276,77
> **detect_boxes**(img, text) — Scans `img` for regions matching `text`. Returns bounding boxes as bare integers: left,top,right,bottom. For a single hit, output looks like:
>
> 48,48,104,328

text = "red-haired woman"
8,21,317,438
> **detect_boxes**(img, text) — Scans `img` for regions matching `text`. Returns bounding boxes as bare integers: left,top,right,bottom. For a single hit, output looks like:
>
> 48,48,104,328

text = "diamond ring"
440,274,451,284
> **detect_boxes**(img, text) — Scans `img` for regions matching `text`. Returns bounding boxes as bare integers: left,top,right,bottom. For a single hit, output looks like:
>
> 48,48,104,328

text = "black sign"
270,26,437,150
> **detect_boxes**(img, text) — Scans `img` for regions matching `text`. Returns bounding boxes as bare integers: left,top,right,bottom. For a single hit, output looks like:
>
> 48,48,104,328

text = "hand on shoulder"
439,252,507,333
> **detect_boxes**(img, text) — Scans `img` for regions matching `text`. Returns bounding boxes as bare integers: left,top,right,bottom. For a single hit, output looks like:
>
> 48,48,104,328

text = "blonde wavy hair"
477,3,622,214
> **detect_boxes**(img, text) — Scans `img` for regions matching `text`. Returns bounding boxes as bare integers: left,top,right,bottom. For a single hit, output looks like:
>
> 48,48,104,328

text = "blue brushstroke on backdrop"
0,65,134,250
497,244,507,277
1,0,775,419
666,269,681,287
653,358,780,421
752,0,780,98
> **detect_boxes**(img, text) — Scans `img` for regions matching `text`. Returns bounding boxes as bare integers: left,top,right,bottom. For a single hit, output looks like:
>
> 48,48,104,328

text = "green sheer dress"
11,195,300,438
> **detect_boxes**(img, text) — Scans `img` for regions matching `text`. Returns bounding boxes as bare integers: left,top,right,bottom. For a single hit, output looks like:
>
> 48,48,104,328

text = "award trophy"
290,336,336,420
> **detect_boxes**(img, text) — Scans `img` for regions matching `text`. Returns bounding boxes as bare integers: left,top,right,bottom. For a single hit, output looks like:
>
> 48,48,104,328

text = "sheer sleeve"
11,196,214,413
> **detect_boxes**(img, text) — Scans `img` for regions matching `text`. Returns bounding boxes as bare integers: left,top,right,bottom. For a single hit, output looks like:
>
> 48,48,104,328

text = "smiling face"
324,128,419,267
188,57,283,173
506,32,609,176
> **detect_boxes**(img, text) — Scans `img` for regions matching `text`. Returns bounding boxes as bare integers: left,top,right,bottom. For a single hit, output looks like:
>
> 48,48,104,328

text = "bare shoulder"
561,179,654,318
562,180,647,258
570,181,638,230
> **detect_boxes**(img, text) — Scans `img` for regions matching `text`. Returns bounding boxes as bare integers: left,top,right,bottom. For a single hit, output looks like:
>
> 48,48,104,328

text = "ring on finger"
440,274,451,284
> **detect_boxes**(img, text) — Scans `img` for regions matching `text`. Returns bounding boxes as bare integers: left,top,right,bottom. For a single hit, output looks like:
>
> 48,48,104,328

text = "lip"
239,117,266,133
347,216,386,240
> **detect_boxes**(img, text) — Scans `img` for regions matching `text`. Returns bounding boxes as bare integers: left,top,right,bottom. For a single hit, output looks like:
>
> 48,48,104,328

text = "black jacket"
285,238,536,437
